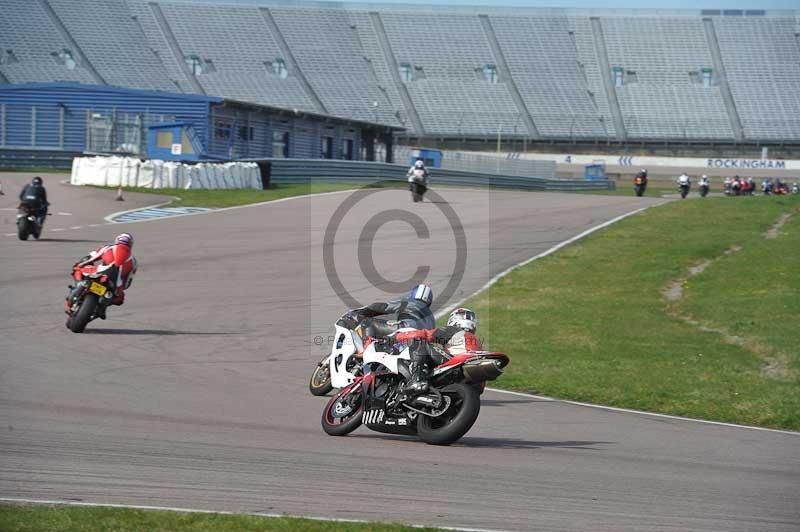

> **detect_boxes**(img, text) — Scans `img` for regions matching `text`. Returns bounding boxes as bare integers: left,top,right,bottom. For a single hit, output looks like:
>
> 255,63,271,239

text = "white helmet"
414,160,424,169
447,307,477,333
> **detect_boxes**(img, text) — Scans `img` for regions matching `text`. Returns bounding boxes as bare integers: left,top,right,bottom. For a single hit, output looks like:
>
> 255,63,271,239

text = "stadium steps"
478,15,540,140
702,18,744,142
37,0,106,85
148,2,205,95
589,17,626,141
369,12,425,135
259,7,328,115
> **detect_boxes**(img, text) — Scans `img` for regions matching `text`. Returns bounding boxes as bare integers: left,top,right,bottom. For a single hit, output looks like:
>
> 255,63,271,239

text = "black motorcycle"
699,183,710,197
679,183,690,199
408,169,428,203
16,202,43,240
634,176,647,197
65,264,119,333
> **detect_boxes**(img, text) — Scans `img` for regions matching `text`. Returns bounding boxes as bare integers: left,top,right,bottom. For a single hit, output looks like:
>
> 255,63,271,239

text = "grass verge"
105,181,408,208
0,505,444,532
465,194,800,430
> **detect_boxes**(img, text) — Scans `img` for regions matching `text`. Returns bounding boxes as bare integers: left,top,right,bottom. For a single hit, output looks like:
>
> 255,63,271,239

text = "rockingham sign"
505,152,800,171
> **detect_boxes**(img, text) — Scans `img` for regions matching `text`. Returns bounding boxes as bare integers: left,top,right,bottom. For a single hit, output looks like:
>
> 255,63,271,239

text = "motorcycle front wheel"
17,220,30,241
69,293,99,333
321,382,363,436
309,355,334,396
417,382,480,446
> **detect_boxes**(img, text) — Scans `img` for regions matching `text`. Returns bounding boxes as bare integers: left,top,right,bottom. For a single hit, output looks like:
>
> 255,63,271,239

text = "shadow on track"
84,328,236,336
456,437,614,450
480,398,548,407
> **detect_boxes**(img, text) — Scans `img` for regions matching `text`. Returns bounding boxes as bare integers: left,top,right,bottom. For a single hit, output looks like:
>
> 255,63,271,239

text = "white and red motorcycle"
320,319,510,446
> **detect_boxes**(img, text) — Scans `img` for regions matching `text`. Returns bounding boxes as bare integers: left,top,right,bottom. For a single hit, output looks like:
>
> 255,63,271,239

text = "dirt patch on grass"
764,212,793,240
662,243,792,380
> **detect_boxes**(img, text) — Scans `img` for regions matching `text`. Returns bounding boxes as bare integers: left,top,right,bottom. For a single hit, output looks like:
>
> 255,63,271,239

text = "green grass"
0,505,444,532
464,194,800,430
105,181,408,208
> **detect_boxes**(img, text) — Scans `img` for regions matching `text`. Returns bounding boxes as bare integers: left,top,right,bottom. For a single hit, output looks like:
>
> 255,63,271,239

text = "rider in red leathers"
71,233,137,318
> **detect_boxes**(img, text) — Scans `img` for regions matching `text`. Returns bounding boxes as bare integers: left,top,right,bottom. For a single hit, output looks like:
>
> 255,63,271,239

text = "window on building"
185,55,203,75
322,136,334,159
51,48,76,70
180,131,195,154
612,67,624,87
271,58,288,78
272,131,289,158
342,138,354,160
483,64,498,84
399,63,413,82
238,125,254,141
1,49,18,65
203,59,217,73
701,67,713,88
214,121,231,140
156,130,173,148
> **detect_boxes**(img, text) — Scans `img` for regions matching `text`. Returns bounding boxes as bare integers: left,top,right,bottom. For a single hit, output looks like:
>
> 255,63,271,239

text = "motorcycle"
408,169,428,203
699,182,710,197
64,263,120,333
321,323,510,446
308,317,368,396
679,182,690,199
16,202,43,240
633,176,647,197
792,182,799,195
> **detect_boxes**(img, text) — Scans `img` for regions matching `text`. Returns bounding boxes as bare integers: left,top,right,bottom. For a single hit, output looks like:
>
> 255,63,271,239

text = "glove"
337,311,360,329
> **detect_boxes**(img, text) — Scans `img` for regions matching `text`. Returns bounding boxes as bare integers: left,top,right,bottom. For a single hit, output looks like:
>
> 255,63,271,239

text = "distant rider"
677,172,691,187
72,233,137,319
699,175,710,188
18,176,49,226
407,159,429,183
346,283,435,393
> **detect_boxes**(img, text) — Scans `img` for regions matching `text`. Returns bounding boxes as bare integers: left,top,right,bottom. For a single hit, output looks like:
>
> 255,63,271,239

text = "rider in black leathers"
346,283,435,394
18,176,49,226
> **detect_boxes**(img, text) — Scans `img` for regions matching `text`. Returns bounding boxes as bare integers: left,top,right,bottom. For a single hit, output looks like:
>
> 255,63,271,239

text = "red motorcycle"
64,262,120,333
321,330,510,445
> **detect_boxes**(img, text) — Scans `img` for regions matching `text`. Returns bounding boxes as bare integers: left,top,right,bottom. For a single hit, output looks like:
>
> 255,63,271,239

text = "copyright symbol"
323,183,466,310
313,336,324,346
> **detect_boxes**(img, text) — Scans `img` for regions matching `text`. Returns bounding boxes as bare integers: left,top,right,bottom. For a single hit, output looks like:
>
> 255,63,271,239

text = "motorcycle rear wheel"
69,294,99,333
417,383,480,446
309,356,334,396
321,382,363,436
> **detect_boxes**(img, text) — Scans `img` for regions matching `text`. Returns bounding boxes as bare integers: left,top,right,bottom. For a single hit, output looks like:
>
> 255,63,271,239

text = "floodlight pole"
496,125,502,175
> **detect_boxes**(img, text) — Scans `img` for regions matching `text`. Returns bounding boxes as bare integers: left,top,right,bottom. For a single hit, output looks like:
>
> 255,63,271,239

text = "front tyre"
321,382,363,436
309,356,334,396
417,383,480,446
17,220,30,241
69,294,98,333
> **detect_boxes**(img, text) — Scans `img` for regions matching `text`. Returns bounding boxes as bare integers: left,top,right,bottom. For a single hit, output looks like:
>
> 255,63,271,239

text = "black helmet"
31,176,43,186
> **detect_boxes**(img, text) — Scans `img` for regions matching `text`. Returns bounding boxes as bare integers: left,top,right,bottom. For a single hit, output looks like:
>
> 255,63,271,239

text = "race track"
1,182,798,532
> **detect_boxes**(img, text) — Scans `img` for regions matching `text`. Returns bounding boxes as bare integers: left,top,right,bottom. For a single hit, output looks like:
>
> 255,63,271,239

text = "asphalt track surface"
1,181,798,532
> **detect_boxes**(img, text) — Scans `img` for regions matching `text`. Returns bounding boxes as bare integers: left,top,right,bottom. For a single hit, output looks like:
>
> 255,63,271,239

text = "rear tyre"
417,383,480,446
309,356,334,396
69,294,98,333
321,382,363,436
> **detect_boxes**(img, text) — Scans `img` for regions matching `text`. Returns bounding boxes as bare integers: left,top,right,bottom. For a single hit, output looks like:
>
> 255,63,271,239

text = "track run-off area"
1,179,798,532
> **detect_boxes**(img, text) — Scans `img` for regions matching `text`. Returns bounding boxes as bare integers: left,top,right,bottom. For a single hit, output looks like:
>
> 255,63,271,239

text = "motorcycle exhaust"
462,359,505,383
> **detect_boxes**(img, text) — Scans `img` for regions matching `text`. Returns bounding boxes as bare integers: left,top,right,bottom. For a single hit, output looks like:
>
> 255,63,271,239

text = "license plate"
88,282,107,296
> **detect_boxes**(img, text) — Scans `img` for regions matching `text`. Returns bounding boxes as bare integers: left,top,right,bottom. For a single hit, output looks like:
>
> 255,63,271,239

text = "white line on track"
0,498,508,532
434,205,800,437
56,212,72,216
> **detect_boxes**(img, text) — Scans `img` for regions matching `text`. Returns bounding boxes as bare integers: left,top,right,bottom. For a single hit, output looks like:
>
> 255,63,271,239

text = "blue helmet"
408,283,433,306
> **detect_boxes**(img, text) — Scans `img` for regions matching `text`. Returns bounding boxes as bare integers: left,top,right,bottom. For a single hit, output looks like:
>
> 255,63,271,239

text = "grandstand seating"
600,16,733,140
714,16,800,140
0,0,96,84
0,0,797,143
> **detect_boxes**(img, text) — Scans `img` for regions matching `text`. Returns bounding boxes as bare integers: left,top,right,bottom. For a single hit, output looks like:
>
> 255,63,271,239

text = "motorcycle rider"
345,283,435,394
72,233,137,319
677,172,691,196
407,159,429,181
18,176,49,226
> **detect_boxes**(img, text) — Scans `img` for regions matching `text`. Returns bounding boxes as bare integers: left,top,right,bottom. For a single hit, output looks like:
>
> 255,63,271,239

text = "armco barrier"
249,159,615,192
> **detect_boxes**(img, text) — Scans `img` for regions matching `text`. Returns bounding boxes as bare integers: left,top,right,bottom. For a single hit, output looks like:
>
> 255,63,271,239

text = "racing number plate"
88,282,107,296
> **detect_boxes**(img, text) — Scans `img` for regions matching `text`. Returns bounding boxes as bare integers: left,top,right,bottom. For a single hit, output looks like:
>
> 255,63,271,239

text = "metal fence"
251,158,614,192
395,146,557,179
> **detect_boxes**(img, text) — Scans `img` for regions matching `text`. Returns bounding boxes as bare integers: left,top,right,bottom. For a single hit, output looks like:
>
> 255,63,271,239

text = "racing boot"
405,340,432,396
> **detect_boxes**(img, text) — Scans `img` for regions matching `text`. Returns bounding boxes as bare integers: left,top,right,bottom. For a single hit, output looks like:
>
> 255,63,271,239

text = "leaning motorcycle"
64,263,119,333
16,202,42,240
408,169,427,203
321,325,510,446
633,176,647,197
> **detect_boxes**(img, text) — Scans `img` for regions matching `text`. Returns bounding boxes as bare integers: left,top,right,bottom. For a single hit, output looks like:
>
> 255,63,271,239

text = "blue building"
0,83,400,167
